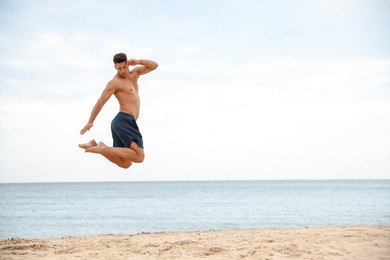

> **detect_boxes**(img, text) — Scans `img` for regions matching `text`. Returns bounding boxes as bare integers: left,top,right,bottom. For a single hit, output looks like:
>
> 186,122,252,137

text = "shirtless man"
79,53,158,168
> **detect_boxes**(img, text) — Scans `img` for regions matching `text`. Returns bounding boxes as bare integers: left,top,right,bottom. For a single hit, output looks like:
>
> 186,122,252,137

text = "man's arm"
80,81,116,135
128,59,158,76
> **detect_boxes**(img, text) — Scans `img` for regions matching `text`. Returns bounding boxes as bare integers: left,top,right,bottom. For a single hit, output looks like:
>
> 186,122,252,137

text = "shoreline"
1,226,389,259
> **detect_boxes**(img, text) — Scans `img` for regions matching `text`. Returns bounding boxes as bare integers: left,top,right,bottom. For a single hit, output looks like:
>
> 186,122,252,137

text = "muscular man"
79,53,158,168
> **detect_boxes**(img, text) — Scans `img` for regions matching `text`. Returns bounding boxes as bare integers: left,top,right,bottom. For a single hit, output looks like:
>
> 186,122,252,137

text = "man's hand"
80,122,93,135
128,59,141,66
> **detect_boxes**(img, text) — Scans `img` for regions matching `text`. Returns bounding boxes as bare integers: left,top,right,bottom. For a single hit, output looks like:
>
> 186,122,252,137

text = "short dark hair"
113,53,127,64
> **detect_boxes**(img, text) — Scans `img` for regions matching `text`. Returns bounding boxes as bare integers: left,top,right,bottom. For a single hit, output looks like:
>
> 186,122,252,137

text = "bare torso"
112,70,140,120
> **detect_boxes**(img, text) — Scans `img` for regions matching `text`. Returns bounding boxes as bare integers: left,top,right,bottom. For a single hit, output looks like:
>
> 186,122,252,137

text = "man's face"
115,62,128,78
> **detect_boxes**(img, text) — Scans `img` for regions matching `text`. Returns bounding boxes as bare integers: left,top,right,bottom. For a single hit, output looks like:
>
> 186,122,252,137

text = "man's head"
113,53,127,64
113,53,128,78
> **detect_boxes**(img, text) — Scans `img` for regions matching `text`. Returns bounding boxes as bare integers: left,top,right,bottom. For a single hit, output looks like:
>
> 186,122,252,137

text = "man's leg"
85,141,144,169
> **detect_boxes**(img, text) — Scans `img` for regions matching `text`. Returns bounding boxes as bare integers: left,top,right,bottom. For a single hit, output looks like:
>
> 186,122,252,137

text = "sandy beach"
1,226,389,259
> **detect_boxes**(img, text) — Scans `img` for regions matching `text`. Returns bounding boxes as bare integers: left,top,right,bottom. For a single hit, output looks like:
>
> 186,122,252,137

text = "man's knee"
134,153,144,163
119,160,132,169
130,142,145,163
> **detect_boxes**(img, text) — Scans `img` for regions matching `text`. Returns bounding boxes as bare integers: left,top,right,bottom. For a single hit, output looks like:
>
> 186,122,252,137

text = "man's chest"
118,79,138,94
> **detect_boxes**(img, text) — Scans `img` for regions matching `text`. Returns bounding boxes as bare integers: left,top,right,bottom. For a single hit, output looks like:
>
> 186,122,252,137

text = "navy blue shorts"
111,112,144,149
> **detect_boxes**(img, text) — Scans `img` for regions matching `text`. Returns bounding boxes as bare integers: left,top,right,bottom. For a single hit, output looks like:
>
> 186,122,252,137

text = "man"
79,53,158,168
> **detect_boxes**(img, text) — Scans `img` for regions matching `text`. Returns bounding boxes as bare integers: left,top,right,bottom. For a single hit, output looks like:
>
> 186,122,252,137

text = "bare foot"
79,139,97,150
85,142,107,154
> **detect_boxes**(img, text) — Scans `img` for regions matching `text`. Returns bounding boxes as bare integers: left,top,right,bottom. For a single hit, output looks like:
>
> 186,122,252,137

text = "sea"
0,180,389,239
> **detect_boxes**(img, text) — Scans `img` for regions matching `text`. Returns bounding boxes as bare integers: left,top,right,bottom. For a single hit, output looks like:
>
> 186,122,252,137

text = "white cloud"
3,55,390,182
0,0,389,182
136,58,390,180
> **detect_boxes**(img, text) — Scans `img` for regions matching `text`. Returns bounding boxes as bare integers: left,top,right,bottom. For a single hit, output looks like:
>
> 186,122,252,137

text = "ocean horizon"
1,179,389,239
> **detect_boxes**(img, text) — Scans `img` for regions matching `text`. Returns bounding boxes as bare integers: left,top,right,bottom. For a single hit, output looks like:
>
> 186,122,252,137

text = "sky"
0,0,389,183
